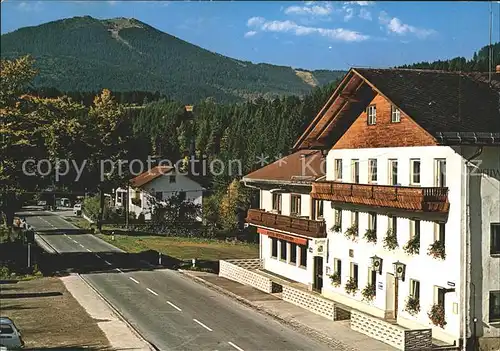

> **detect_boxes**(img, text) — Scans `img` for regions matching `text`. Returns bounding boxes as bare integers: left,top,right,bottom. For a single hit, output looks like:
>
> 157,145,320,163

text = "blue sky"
1,1,498,70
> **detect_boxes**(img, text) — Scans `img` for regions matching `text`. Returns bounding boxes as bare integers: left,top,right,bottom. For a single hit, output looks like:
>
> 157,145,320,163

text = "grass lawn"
1,277,110,350
97,234,259,262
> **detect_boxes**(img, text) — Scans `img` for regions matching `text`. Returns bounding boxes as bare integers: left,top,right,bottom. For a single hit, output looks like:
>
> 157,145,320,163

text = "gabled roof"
130,165,174,188
243,150,324,185
294,68,500,150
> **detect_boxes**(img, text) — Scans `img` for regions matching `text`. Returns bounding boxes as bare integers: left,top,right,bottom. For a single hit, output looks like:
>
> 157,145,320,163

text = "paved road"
20,209,333,351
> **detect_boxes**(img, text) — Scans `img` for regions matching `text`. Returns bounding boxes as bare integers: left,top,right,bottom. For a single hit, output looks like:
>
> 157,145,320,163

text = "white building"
115,165,204,221
244,68,500,349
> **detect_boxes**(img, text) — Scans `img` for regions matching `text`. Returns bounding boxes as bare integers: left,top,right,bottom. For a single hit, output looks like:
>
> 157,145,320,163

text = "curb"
177,269,358,351
34,234,57,254
77,273,159,351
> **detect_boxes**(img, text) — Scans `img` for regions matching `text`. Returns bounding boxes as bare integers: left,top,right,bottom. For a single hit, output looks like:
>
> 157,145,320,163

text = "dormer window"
367,105,376,125
391,105,401,123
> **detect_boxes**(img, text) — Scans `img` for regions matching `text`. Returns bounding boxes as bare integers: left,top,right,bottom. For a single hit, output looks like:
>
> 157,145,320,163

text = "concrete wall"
351,310,432,350
323,145,465,344
219,259,274,293
282,285,336,320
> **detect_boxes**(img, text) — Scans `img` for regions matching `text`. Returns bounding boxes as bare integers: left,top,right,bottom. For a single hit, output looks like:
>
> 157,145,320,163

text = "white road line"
95,254,101,259
104,260,112,266
79,243,85,248
166,301,182,312
63,234,68,237
146,288,158,296
86,248,92,252
115,268,123,273
72,239,78,243
129,277,140,284
228,342,244,351
193,319,213,332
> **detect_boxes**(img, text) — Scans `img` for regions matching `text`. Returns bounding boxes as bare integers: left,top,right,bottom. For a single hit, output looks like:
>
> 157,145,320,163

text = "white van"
0,317,24,349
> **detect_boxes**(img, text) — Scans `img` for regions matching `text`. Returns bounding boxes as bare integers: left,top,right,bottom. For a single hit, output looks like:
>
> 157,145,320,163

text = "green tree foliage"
399,42,500,72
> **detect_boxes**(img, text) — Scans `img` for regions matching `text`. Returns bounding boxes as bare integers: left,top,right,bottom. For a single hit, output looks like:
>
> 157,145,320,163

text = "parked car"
0,317,24,349
73,203,82,216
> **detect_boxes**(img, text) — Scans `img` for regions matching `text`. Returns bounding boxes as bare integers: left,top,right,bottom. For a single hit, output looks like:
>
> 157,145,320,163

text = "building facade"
244,68,500,348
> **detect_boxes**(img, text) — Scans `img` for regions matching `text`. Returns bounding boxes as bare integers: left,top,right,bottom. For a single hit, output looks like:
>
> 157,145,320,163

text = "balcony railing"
311,181,449,213
246,209,327,238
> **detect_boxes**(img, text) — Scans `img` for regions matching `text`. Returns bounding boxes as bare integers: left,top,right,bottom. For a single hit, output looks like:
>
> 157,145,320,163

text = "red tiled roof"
243,150,324,184
130,165,174,188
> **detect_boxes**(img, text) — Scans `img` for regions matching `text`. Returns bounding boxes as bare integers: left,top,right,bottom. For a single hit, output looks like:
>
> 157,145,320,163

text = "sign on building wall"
311,238,328,257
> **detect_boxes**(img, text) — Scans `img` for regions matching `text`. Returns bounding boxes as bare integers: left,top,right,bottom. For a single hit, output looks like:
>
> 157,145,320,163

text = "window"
410,279,420,301
389,159,398,185
272,193,282,213
490,223,500,255
280,240,287,261
351,263,359,287
436,286,446,308
352,211,359,230
178,191,186,201
434,222,445,244
290,243,297,264
389,216,397,234
334,208,342,227
367,105,377,125
299,245,307,267
489,291,500,322
290,194,301,215
391,105,401,123
368,159,378,183
0,324,14,334
352,159,360,183
271,238,278,258
334,259,342,277
410,159,421,185
368,212,377,230
435,159,447,187
410,220,420,239
313,199,324,220
169,175,176,183
335,159,343,180
155,191,163,201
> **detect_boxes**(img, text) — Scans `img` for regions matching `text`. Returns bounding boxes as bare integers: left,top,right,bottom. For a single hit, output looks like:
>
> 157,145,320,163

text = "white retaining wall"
219,259,273,293
282,285,336,320
351,310,432,351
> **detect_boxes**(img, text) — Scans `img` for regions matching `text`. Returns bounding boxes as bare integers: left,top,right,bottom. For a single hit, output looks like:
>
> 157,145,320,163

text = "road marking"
193,319,213,332
72,239,78,243
146,288,158,296
95,254,101,259
63,234,68,237
166,301,182,312
86,248,92,252
228,342,244,351
104,260,112,266
129,277,140,284
79,243,85,248
115,268,123,273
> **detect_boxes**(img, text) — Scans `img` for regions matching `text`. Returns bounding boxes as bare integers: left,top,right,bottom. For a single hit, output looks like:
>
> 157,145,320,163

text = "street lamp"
370,255,383,274
393,261,406,282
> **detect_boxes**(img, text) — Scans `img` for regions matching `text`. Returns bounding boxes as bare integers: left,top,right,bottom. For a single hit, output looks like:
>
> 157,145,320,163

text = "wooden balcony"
246,209,327,238
311,181,449,213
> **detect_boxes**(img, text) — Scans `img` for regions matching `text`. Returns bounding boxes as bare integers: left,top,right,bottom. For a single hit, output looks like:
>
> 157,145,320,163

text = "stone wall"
219,259,273,293
282,285,336,320
351,310,432,351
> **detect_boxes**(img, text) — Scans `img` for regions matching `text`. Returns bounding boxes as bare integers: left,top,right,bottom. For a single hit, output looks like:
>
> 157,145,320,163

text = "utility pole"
125,186,129,229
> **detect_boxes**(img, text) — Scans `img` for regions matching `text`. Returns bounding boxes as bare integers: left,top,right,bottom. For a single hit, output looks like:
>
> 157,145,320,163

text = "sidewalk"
61,274,154,351
180,270,397,351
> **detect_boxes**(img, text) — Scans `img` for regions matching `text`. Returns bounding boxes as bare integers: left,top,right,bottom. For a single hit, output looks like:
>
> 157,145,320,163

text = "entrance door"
386,273,396,319
313,256,324,292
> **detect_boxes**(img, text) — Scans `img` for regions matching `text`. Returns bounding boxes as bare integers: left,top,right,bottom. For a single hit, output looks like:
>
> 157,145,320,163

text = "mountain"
0,16,345,103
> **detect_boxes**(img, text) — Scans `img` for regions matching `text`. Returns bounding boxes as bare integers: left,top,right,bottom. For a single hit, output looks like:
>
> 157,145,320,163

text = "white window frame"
410,159,421,185
290,194,301,215
435,159,447,187
410,279,420,300
335,159,343,180
410,219,420,239
391,105,401,123
367,105,376,125
388,159,398,185
352,159,360,183
334,208,342,227
272,193,282,213
368,159,377,183
368,212,377,230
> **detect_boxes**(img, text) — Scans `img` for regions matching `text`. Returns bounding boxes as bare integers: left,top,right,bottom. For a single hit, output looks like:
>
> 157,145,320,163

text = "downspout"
463,146,483,350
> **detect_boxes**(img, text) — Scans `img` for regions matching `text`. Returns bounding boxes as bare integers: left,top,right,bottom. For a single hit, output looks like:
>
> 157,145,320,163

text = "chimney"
496,65,500,74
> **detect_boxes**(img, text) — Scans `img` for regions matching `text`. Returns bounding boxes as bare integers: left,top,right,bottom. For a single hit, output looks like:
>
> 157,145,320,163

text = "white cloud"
107,1,117,5
343,7,354,21
244,31,257,38
247,17,369,42
17,1,43,12
359,8,372,20
344,1,375,5
284,2,333,16
379,11,436,39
